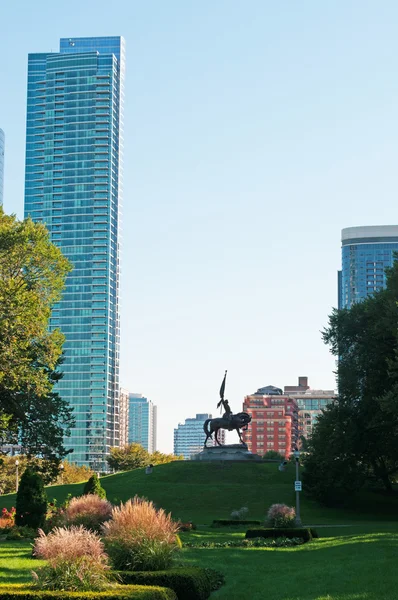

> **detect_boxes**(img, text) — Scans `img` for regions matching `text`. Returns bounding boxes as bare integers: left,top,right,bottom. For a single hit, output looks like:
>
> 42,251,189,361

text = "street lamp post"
60,463,64,484
293,450,302,526
15,459,19,493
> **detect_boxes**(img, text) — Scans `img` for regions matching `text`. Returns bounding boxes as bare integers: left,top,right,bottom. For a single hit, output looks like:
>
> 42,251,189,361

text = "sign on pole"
294,481,302,492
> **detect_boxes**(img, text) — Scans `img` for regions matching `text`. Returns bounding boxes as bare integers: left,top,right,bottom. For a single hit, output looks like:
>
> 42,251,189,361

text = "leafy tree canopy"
303,260,398,500
0,209,73,463
0,208,71,396
106,444,183,472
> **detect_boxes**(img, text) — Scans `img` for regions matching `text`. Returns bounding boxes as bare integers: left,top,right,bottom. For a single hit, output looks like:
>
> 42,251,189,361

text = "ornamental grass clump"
103,496,180,571
32,525,110,591
267,504,296,528
65,494,113,532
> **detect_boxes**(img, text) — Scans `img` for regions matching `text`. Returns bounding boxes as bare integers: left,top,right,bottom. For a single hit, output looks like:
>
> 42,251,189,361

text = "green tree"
15,467,47,529
61,461,94,485
106,443,150,472
150,450,184,465
83,473,106,498
0,209,71,396
0,209,73,463
303,261,398,500
263,450,285,460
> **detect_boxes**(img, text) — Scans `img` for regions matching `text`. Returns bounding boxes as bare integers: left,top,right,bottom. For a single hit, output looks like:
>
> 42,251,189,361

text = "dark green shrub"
0,586,177,599
83,473,106,499
309,528,319,538
203,569,225,592
212,519,261,527
245,527,313,542
5,526,36,540
116,567,211,600
15,468,47,529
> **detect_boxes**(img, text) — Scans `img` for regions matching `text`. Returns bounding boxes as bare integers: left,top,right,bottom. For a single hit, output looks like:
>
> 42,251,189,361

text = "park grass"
0,541,45,585
1,461,398,525
179,529,398,600
1,462,398,599
2,529,398,600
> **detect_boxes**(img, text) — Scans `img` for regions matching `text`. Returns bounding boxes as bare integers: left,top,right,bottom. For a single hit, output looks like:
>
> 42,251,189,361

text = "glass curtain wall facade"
339,226,398,309
24,37,125,470
174,413,219,459
0,128,4,205
128,395,157,453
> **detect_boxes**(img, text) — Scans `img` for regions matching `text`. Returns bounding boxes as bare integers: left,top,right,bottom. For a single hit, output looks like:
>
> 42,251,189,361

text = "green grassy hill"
1,461,398,525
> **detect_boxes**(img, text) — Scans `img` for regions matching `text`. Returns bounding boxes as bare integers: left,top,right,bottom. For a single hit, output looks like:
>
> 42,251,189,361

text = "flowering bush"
184,536,304,548
230,506,249,520
267,504,296,528
0,507,16,529
65,494,112,532
32,526,110,591
103,496,180,571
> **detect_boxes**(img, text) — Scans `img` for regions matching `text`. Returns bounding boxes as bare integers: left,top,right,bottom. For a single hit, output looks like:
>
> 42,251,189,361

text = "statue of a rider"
217,397,233,421
203,370,252,447
216,371,234,423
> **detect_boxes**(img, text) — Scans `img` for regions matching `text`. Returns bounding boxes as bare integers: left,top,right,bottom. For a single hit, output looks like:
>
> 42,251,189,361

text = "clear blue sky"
2,1,398,451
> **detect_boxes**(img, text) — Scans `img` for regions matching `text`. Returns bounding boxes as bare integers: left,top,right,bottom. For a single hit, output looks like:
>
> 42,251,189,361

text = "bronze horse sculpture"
203,412,251,447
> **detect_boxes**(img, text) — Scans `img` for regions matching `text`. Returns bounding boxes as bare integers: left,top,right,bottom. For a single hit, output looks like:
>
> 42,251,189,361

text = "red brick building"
242,387,299,458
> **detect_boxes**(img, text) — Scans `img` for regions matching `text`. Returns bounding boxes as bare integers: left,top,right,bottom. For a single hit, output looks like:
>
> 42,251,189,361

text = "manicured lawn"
178,525,398,600
1,462,398,598
0,541,44,585
2,526,398,600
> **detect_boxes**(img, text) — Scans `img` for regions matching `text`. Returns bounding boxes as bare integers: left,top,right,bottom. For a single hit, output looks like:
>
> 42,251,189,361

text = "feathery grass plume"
103,496,180,571
65,494,113,532
32,525,110,591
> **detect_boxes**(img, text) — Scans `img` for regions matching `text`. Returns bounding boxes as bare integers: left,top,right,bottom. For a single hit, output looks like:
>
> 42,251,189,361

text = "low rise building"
242,388,298,458
283,377,335,440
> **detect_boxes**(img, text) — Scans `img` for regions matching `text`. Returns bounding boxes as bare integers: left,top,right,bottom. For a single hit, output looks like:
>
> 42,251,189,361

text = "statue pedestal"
192,444,262,462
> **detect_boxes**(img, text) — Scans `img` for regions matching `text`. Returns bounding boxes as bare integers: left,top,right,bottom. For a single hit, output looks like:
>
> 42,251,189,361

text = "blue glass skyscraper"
128,395,157,453
24,37,125,469
0,128,4,205
339,225,398,309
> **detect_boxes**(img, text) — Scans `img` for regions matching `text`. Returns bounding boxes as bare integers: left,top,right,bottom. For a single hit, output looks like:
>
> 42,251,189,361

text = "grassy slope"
1,462,398,600
1,461,398,524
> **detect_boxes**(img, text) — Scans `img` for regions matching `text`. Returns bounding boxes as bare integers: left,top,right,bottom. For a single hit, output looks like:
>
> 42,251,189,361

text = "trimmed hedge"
116,567,211,600
309,528,319,538
212,519,261,527
245,527,313,542
0,586,176,600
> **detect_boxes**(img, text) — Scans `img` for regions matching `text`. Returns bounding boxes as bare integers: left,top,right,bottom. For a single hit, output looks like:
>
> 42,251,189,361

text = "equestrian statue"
203,370,251,447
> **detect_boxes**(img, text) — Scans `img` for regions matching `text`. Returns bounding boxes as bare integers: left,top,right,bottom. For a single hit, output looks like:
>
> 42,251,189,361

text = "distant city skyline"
3,2,398,451
339,225,398,309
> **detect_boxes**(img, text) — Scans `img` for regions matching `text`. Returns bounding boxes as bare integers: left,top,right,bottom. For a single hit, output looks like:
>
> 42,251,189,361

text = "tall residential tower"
0,128,4,204
24,37,125,469
128,394,157,453
339,225,398,309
